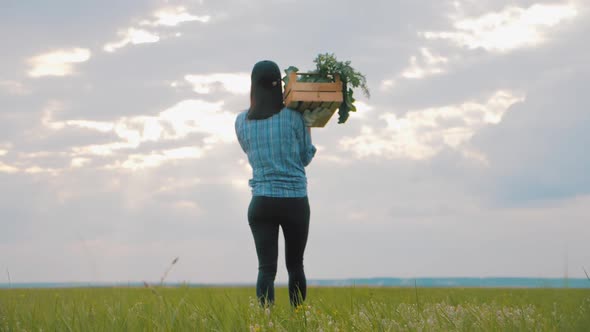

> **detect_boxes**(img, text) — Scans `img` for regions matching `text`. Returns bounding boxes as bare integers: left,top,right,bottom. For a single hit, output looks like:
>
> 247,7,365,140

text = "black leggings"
248,196,310,307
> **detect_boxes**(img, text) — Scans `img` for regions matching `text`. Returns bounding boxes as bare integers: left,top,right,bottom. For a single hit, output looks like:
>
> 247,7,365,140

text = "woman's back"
235,107,316,197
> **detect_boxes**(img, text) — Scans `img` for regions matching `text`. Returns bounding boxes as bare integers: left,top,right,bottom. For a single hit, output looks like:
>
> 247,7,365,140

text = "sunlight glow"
230,177,250,191
159,99,236,143
104,6,209,53
0,162,18,174
340,90,525,161
380,80,396,91
156,178,201,194
113,147,204,170
423,3,578,52
172,200,202,213
70,158,90,168
72,142,139,157
28,48,91,77
185,73,250,95
44,99,236,168
143,7,210,26
401,48,449,79
104,28,160,52
23,166,58,174
66,120,115,133
350,101,373,119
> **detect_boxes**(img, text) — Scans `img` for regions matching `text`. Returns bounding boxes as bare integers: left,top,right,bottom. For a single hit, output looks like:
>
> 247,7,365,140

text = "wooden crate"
283,72,343,127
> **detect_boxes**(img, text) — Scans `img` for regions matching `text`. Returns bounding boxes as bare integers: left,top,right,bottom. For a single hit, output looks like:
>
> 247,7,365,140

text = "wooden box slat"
286,91,343,103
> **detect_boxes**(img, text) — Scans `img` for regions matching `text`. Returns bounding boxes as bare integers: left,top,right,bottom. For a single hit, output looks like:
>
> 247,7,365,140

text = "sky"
1,0,589,284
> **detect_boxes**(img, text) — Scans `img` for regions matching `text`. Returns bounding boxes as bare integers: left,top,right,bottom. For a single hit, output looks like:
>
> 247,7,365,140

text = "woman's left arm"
299,116,316,166
235,113,247,153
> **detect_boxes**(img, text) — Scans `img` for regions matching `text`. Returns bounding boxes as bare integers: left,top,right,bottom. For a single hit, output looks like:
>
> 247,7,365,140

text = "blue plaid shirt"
235,107,316,197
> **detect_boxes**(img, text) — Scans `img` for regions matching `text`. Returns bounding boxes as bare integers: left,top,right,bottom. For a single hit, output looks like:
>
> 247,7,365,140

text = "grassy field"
1,286,589,331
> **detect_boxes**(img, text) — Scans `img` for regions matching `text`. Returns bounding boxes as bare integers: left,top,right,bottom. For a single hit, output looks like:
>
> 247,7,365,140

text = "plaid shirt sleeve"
293,110,316,166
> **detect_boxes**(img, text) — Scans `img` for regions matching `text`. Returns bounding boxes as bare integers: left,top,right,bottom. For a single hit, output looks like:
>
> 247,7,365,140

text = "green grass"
1,286,589,331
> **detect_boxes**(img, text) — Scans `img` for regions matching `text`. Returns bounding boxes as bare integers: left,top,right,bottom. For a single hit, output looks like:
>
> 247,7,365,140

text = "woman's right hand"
303,107,332,127
303,109,318,127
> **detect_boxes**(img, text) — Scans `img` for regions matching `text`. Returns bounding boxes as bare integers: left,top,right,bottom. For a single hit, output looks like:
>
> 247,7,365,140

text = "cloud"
423,2,579,52
380,79,396,91
103,28,160,52
103,6,210,53
141,6,210,27
2,0,589,283
0,137,70,174
380,46,451,92
0,80,30,95
472,68,590,204
154,99,236,144
70,157,91,168
27,48,91,77
0,157,61,175
401,48,449,79
42,99,236,168
63,120,115,133
340,90,524,160
184,73,250,95
107,146,205,170
0,162,19,174
347,101,373,120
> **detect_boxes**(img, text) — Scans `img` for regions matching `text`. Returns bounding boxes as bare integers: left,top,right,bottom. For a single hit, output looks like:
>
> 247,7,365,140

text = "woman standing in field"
235,60,317,307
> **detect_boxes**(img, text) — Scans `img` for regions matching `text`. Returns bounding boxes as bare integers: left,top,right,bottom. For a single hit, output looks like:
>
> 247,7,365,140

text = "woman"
235,60,316,307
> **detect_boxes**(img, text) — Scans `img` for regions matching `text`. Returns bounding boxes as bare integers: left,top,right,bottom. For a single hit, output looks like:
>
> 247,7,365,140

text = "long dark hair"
247,60,284,120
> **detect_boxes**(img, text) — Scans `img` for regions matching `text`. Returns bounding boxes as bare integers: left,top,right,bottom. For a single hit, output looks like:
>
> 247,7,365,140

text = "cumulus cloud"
27,48,91,77
423,2,579,52
340,90,524,161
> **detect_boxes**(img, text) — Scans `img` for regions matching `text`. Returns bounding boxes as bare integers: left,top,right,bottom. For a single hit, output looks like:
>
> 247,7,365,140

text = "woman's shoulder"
235,110,249,130
282,106,297,113
236,110,248,121
281,107,303,119
278,107,304,129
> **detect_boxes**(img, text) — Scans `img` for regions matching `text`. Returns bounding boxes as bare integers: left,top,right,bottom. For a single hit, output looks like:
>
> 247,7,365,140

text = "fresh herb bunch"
283,53,370,124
